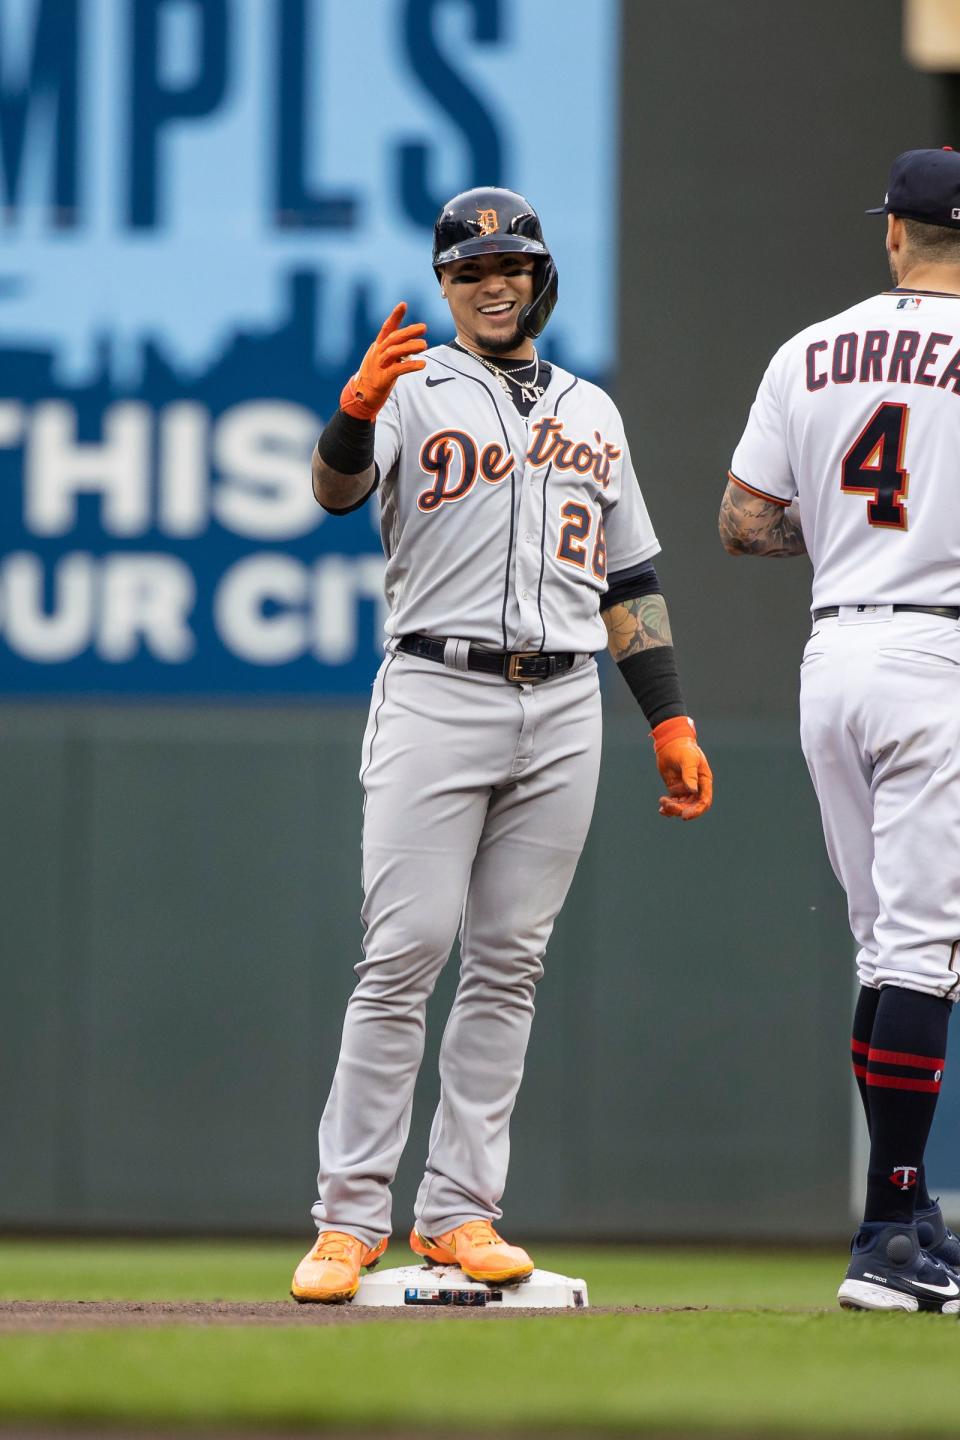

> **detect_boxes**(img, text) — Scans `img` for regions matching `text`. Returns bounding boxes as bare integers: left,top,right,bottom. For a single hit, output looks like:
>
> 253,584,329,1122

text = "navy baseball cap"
867,147,960,229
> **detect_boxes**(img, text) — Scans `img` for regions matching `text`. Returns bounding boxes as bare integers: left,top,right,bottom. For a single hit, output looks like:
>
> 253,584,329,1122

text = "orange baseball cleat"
290,1230,388,1304
410,1220,534,1284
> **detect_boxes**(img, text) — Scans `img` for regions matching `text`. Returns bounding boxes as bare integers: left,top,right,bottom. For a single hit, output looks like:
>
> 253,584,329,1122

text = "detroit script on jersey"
416,417,623,513
731,289,960,609
370,345,659,653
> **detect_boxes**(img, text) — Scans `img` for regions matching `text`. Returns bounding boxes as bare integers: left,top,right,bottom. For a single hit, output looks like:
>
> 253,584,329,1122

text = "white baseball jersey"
371,344,660,652
730,288,960,609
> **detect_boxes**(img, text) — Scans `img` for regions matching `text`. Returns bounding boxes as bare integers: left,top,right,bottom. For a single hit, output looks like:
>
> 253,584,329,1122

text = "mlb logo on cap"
867,146,960,230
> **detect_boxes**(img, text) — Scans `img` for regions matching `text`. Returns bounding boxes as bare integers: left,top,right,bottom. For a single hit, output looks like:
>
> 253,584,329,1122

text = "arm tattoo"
602,593,674,663
311,452,375,510
718,481,806,557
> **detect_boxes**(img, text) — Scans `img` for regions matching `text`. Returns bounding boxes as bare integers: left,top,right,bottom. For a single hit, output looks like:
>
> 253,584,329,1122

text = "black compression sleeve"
617,647,686,728
600,559,661,611
316,408,375,475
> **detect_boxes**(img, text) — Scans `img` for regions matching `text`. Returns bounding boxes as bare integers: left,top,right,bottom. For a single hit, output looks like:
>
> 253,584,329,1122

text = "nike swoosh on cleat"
906,1276,960,1297
425,376,455,387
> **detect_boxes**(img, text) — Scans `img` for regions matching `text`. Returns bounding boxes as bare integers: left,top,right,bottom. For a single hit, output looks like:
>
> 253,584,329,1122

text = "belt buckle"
507,651,539,683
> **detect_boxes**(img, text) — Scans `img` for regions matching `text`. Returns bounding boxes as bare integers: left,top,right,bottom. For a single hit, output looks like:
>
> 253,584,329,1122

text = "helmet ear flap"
517,257,559,339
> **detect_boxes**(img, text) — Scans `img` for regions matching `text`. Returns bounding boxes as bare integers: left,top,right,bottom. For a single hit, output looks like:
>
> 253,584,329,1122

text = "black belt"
813,604,960,621
397,633,579,683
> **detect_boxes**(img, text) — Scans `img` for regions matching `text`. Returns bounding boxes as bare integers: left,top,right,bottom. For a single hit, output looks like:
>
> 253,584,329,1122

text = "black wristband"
599,559,661,611
617,646,686,728
316,407,375,475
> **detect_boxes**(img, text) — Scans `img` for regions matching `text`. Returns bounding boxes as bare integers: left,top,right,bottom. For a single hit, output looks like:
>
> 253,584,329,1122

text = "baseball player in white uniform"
721,148,960,1313
291,187,713,1302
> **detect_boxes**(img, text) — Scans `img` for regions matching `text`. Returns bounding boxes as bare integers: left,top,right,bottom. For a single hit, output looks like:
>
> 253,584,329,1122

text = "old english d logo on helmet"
432,185,559,339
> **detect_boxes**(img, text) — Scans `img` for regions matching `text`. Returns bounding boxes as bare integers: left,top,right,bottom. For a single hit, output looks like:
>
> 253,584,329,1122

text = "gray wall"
617,0,939,724
0,707,848,1239
1,0,943,1239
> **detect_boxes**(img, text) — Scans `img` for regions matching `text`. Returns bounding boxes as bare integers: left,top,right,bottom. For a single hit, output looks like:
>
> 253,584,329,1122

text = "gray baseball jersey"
372,344,660,651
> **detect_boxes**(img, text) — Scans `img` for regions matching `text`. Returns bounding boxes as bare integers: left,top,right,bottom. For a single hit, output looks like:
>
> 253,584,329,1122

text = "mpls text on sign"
0,0,617,695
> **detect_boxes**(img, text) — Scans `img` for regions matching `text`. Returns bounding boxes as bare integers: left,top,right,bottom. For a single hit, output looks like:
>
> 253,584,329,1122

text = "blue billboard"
0,0,619,696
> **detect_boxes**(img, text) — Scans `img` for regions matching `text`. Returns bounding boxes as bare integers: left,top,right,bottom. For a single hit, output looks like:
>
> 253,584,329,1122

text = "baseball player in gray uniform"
292,187,713,1303
722,148,960,1313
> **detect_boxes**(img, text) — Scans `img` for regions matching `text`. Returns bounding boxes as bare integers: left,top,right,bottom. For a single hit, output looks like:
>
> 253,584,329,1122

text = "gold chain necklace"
461,344,545,404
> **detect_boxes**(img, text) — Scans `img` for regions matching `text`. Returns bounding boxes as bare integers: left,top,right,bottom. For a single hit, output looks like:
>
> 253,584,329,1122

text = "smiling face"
438,252,537,358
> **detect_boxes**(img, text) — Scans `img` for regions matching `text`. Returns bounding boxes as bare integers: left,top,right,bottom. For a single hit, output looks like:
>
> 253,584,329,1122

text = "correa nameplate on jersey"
837,605,896,626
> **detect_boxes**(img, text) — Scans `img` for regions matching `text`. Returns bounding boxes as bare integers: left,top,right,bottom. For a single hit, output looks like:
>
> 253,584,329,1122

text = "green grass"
0,1237,841,1307
2,1312,959,1435
1,1240,955,1436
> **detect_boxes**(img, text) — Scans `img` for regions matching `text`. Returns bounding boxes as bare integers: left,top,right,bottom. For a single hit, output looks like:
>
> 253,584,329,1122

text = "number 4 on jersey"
840,401,909,530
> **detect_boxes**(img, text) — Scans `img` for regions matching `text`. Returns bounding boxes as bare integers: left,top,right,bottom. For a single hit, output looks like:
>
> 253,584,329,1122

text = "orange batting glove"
340,302,428,420
651,716,713,821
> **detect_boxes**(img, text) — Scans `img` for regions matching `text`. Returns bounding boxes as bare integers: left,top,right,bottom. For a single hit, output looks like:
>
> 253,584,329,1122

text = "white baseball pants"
799,608,960,1000
311,645,602,1246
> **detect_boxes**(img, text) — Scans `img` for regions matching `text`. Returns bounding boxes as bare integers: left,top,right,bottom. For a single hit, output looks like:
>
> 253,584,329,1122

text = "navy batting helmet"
432,186,559,339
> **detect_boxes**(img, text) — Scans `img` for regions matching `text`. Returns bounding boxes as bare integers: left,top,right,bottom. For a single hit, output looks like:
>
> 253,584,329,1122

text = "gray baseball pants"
311,644,602,1246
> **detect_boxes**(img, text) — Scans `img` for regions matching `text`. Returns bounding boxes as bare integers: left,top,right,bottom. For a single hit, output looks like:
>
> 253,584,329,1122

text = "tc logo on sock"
890,1165,918,1191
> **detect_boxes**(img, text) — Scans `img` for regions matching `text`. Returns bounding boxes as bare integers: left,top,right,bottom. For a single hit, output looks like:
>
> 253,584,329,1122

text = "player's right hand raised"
341,303,427,420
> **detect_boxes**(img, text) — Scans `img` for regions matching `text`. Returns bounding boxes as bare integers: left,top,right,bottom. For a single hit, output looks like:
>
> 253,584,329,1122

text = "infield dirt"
0,1299,758,1331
